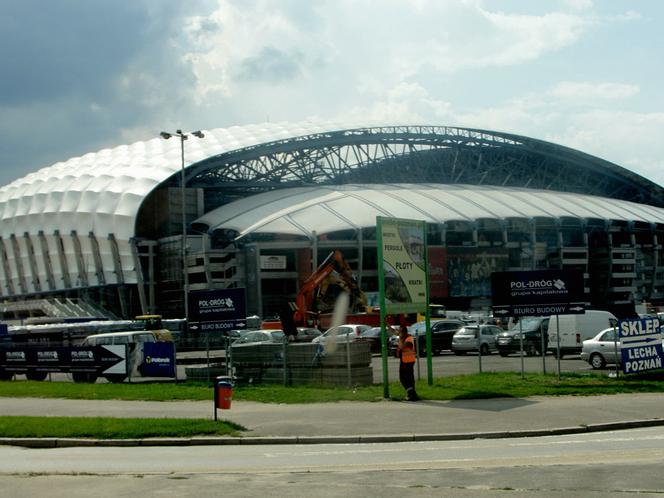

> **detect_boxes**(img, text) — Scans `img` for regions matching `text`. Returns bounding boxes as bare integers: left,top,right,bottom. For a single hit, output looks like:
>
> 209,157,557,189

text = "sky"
1,0,664,189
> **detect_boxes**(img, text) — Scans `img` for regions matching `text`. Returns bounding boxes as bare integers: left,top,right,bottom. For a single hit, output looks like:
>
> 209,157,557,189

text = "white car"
312,324,371,344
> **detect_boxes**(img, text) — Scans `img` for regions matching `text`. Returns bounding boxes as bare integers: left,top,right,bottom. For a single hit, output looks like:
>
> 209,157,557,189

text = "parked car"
82,330,164,347
359,326,398,354
312,324,371,344
496,317,550,357
389,332,400,357
232,329,285,345
81,330,174,383
451,325,501,355
547,310,617,358
409,319,466,356
293,327,323,342
580,327,621,369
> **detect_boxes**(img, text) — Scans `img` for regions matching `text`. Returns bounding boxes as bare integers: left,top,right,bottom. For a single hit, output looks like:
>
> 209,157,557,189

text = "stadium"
1,122,663,323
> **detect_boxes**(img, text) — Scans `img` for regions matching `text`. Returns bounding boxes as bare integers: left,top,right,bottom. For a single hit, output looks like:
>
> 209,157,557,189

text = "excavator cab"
289,250,367,328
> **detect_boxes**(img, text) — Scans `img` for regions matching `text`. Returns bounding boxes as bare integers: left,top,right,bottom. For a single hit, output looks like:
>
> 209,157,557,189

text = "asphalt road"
2,426,664,497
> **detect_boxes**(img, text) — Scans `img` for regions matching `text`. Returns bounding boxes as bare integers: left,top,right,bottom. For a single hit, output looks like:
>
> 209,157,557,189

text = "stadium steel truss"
1,122,664,320
180,125,664,209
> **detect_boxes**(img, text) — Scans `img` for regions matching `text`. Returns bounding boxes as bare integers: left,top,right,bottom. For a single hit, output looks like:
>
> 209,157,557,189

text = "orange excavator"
296,250,367,326
276,250,368,334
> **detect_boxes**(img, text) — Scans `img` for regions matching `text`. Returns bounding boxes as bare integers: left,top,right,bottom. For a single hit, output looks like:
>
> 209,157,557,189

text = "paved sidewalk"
2,393,664,446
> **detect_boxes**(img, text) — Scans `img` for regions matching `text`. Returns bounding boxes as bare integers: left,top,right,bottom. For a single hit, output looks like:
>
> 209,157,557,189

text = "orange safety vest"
400,335,416,363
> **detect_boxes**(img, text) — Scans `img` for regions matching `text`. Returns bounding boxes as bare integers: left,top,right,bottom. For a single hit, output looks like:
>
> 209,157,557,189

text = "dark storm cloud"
0,1,151,104
0,0,212,186
234,46,303,83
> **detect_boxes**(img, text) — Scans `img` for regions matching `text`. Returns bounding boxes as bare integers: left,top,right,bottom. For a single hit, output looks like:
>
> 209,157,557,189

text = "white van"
547,310,617,358
81,330,173,382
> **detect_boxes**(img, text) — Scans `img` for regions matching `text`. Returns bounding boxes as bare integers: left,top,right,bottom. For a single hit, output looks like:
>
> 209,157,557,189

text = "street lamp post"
160,129,205,323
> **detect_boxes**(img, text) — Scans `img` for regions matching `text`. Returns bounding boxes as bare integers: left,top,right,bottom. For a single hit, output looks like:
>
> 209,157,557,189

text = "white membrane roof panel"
0,121,356,240
196,184,664,239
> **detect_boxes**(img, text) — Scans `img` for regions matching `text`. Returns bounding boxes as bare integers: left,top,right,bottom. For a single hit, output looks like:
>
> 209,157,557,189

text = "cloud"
546,110,664,187
562,0,594,11
0,0,207,185
0,1,152,105
183,0,597,101
233,46,304,83
345,82,453,124
182,1,335,100
550,81,640,101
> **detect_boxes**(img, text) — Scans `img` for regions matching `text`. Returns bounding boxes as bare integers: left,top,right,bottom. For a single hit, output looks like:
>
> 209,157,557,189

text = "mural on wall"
447,248,508,297
427,247,448,299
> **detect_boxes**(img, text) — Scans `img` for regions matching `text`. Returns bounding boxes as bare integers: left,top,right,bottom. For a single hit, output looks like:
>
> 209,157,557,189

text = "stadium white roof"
0,121,350,240
194,183,664,240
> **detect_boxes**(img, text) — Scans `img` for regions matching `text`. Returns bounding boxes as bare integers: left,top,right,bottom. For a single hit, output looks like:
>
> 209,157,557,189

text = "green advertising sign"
377,216,428,314
377,216,431,396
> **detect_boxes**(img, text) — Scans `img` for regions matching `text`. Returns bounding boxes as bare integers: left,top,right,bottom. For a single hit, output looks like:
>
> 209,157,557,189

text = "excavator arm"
292,250,367,327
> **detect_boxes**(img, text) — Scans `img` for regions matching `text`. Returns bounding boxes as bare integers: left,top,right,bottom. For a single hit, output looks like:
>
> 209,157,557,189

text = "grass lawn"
1,371,664,403
0,416,243,439
1,372,663,439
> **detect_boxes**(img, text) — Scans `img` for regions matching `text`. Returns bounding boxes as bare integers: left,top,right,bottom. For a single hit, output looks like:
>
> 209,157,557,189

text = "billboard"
142,342,176,377
619,317,663,374
448,248,507,297
491,269,585,317
377,217,428,314
0,345,127,376
188,288,247,331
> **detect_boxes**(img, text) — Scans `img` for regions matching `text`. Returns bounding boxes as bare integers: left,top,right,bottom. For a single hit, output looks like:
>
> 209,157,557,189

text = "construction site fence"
181,335,373,388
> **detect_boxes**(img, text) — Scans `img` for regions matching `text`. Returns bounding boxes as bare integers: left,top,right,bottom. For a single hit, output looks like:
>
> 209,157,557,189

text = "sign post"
377,217,429,397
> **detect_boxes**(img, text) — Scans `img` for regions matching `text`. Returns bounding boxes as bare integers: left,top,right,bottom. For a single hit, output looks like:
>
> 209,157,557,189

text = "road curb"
3,418,664,448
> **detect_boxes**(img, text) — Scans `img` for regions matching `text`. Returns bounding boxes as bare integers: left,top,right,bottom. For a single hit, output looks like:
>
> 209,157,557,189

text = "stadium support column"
357,228,363,289
10,234,28,294
38,231,56,291
108,234,129,318
529,218,537,270
24,232,42,293
0,237,16,295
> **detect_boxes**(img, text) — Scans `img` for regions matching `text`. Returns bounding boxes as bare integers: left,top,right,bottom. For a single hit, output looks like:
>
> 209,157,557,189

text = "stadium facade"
1,122,663,322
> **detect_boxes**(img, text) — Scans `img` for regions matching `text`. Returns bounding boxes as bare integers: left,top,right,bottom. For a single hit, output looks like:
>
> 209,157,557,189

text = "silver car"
232,329,285,345
580,327,621,369
451,325,501,355
311,324,371,344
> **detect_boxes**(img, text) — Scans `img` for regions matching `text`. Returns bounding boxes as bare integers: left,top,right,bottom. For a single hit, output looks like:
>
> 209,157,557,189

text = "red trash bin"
216,381,233,410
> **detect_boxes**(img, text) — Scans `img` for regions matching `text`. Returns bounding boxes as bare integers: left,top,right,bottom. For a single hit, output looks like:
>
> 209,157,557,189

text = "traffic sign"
492,302,586,318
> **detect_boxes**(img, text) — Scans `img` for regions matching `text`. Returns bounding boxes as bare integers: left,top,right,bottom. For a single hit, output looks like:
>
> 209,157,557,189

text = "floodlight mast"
159,129,205,323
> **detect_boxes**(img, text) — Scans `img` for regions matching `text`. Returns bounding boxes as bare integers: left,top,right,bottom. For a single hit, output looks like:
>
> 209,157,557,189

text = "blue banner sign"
619,317,663,374
141,342,176,377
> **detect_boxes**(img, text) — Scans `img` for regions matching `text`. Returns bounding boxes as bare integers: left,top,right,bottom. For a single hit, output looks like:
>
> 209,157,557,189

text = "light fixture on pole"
159,129,205,323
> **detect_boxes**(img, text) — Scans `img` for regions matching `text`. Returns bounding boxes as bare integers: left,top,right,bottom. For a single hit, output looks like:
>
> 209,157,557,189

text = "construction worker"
397,324,419,401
